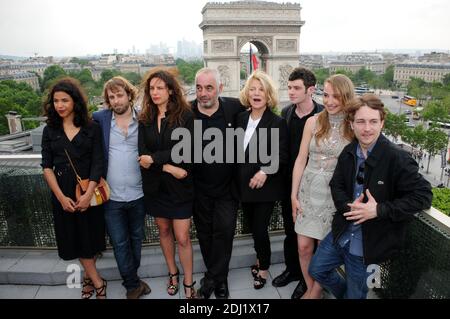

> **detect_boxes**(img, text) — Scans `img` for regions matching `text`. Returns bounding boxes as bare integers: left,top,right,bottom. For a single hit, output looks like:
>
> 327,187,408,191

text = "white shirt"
243,116,261,151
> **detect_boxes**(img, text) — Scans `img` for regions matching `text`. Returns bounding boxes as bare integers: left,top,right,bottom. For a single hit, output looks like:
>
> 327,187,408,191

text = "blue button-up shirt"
107,109,143,202
338,143,375,257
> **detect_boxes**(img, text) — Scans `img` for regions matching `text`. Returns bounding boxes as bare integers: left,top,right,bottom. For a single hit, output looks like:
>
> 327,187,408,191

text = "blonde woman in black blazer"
236,70,288,290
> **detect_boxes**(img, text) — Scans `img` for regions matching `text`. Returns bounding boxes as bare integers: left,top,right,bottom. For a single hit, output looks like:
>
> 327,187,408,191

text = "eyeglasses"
356,162,365,185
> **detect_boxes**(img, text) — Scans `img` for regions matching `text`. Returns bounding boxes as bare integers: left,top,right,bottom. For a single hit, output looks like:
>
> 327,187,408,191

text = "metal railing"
0,154,283,248
1,154,449,298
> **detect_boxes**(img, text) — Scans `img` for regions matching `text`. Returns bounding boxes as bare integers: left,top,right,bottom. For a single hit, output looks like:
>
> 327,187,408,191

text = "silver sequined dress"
294,113,349,240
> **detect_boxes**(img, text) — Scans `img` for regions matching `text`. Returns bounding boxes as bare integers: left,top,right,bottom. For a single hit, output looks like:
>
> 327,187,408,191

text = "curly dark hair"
288,67,317,89
139,67,192,127
43,77,89,128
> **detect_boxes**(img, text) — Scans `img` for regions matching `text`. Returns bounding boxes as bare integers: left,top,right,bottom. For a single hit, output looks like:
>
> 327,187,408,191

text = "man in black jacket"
191,68,245,299
272,67,323,299
309,94,432,299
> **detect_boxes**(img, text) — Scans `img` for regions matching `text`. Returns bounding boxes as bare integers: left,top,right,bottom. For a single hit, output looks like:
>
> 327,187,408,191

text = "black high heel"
253,274,267,290
250,264,259,278
183,280,197,299
167,269,179,296
94,278,107,299
81,277,94,299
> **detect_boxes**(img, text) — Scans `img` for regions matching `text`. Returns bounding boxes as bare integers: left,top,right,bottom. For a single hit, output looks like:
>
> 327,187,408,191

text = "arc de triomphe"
200,1,304,101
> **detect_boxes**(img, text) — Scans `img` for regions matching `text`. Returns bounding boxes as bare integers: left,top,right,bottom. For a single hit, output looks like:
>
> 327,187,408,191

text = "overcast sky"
1,0,449,57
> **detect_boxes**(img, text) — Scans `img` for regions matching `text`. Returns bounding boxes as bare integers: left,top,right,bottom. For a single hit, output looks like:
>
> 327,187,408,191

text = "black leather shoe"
198,277,215,299
272,269,301,287
291,279,307,299
214,281,229,299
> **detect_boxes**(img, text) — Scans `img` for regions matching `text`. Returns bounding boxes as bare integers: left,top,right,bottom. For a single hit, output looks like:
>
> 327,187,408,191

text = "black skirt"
145,191,192,220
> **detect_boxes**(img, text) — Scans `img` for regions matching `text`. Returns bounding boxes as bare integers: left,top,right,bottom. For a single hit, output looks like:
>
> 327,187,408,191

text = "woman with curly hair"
41,77,107,299
138,68,196,298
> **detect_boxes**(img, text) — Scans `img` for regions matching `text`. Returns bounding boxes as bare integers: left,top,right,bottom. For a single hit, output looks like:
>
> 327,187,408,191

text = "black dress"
138,111,194,220
41,122,106,261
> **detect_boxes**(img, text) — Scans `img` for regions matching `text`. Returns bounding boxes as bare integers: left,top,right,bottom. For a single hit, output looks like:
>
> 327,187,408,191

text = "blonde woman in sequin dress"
291,74,355,299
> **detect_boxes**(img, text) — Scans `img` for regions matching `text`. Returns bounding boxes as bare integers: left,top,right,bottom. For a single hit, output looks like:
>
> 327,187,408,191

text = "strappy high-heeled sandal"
81,277,94,299
167,269,179,296
183,280,197,299
253,274,267,290
94,278,107,299
250,264,259,278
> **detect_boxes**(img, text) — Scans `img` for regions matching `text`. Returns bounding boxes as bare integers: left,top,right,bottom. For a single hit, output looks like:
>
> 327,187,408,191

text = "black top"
330,134,432,264
41,121,104,182
138,111,195,204
191,97,246,199
235,108,289,202
281,101,324,172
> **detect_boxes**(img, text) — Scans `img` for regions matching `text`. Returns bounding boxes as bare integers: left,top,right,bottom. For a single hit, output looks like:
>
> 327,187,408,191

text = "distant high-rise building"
147,42,170,55
176,39,202,59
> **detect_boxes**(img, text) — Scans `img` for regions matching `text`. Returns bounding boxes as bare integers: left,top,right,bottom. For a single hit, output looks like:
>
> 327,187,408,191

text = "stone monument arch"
200,1,305,101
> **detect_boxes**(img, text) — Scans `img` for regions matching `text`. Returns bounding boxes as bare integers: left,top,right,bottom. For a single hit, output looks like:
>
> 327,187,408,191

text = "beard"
199,100,214,109
198,95,220,109
112,104,130,115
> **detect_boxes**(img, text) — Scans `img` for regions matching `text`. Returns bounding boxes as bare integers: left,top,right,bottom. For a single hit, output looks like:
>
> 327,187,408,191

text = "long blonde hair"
316,74,355,143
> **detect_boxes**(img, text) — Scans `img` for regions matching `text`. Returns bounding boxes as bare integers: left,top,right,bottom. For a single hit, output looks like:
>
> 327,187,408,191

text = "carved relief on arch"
279,64,294,87
217,65,231,88
211,40,234,53
276,39,298,52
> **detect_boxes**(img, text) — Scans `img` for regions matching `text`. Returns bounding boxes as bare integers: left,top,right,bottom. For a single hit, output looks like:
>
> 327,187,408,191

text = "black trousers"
241,201,274,271
194,193,238,284
281,196,302,276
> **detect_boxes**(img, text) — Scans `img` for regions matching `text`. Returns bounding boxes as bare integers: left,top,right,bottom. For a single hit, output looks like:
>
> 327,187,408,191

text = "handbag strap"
64,149,83,184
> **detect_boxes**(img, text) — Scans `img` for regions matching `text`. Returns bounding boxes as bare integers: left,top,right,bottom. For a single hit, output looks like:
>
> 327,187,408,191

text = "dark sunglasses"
356,162,365,185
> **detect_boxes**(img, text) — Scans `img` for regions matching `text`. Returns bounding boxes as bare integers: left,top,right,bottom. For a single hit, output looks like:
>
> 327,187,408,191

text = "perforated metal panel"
0,166,284,248
377,213,450,299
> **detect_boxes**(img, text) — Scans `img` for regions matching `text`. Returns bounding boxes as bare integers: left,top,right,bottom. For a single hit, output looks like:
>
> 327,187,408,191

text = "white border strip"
0,155,42,159
423,207,450,231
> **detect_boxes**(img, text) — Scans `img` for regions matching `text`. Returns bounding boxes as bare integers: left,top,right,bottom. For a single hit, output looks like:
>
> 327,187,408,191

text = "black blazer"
138,111,194,204
236,108,288,202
